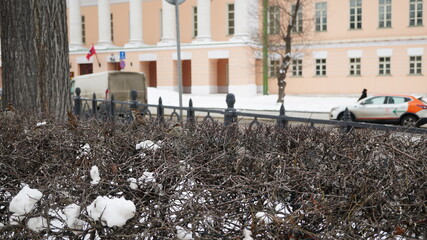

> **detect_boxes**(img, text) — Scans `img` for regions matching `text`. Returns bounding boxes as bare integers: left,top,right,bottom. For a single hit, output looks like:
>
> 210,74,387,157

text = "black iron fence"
73,88,427,134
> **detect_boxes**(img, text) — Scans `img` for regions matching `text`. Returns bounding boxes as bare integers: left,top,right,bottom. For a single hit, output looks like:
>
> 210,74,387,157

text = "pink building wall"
66,0,427,96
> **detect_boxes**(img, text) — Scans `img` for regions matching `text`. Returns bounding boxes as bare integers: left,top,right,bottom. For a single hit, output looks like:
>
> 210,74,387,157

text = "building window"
269,59,280,77
193,6,198,37
292,4,303,33
292,59,302,76
409,56,422,75
315,59,326,76
379,0,392,28
379,57,391,75
349,0,362,29
110,13,114,42
409,0,423,26
349,58,361,76
268,5,280,34
315,2,327,31
81,16,86,44
228,4,235,35
160,9,163,38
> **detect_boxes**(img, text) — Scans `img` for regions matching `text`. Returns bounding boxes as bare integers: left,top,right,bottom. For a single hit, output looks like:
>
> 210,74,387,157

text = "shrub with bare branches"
0,113,426,239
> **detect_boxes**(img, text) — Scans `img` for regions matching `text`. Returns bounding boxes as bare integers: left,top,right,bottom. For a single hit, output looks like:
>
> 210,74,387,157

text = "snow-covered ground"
147,88,360,113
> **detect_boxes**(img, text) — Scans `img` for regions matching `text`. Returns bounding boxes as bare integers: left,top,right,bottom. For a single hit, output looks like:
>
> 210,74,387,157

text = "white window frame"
269,59,280,77
110,13,114,42
292,4,303,33
349,58,361,76
409,0,423,26
81,15,86,44
268,5,280,35
315,58,327,76
160,9,163,39
292,59,303,76
409,56,422,75
227,4,235,35
315,2,327,32
379,57,391,75
379,0,392,28
349,0,362,30
193,6,198,37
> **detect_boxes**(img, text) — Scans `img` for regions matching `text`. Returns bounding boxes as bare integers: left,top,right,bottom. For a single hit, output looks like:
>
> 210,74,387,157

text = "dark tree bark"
276,0,301,103
0,0,70,119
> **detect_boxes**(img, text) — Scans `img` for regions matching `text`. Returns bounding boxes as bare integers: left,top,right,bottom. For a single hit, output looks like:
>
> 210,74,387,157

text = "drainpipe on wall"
262,0,269,95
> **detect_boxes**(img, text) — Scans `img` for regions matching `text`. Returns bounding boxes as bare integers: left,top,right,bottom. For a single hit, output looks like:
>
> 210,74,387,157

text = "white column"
69,0,83,50
158,0,176,45
193,0,211,43
231,0,250,41
125,0,144,48
97,0,113,49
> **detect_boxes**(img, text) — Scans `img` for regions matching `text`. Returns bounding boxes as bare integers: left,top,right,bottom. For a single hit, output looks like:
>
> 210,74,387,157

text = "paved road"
154,107,427,130
242,109,329,120
156,107,330,125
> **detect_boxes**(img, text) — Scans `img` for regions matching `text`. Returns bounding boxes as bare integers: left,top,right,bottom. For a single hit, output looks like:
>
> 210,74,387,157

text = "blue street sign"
120,51,126,60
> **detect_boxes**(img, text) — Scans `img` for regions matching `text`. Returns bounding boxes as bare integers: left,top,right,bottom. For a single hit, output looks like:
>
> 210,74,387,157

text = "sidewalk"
147,88,359,113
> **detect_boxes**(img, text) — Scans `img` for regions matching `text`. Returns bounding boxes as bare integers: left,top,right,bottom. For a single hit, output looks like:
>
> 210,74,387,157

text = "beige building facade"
5,0,423,96
68,0,427,95
68,0,261,97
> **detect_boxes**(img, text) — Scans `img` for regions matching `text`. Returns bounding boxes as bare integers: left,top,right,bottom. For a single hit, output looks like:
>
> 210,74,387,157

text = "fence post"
157,97,164,124
129,90,138,122
108,94,116,120
187,98,195,124
74,87,82,116
342,107,352,133
276,103,288,128
92,93,97,117
130,90,138,110
224,93,237,126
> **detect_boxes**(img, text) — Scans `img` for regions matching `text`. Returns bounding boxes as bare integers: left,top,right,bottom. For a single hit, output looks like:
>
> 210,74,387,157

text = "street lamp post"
165,0,185,118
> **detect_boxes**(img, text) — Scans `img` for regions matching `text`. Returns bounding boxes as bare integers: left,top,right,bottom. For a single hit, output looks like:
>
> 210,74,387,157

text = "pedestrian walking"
358,88,367,101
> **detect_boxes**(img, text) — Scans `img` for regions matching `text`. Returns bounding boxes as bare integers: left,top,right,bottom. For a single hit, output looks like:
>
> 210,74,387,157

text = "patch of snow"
138,172,156,184
77,143,91,160
243,228,253,240
27,216,47,232
36,122,47,127
9,185,43,216
82,143,90,152
176,226,193,240
90,166,101,185
48,208,66,232
86,196,136,228
64,204,86,231
84,230,101,240
9,214,23,225
255,212,272,224
128,178,138,190
147,87,360,113
136,140,160,151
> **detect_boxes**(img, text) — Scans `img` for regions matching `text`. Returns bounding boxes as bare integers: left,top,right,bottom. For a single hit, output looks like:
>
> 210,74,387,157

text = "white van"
70,71,147,104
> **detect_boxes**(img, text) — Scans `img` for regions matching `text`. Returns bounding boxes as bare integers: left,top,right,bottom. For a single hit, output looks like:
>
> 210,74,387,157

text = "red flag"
86,45,96,60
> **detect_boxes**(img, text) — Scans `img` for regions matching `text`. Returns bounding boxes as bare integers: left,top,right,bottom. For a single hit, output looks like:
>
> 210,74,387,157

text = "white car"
329,94,427,127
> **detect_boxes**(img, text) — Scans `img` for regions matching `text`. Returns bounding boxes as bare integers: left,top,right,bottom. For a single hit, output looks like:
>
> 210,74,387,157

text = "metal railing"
72,88,427,134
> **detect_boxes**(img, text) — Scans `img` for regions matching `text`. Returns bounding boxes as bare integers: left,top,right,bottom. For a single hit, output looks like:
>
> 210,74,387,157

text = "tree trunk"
0,0,70,119
276,32,292,104
276,0,301,103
